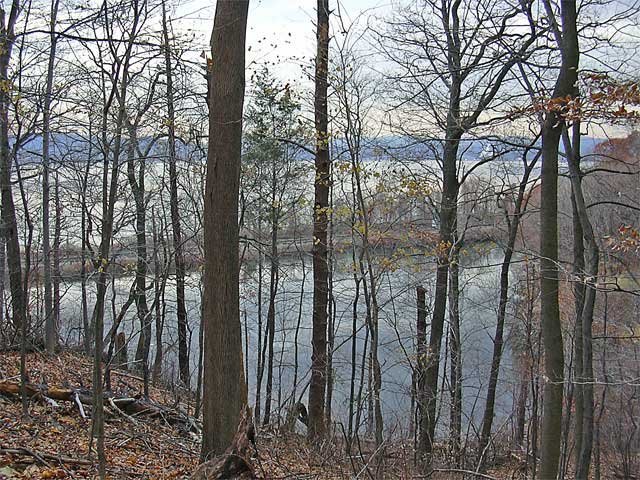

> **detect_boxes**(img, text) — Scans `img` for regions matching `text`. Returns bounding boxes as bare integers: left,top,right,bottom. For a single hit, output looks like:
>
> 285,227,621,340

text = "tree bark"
262,167,279,426
81,119,92,355
163,1,190,389
478,150,538,467
254,230,264,424
53,174,61,342
308,0,331,441
0,0,27,417
90,7,141,475
0,237,5,330
421,131,460,459
42,0,60,354
538,2,578,477
200,0,249,459
416,285,428,450
448,256,462,463
127,125,151,385
151,210,166,384
565,123,598,480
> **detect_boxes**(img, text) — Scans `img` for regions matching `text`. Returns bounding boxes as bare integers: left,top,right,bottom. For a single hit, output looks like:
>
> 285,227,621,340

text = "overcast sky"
174,0,392,85
169,0,631,139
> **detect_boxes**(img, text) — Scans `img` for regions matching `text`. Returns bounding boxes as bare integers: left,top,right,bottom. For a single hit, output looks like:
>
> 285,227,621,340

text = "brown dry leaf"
40,469,66,479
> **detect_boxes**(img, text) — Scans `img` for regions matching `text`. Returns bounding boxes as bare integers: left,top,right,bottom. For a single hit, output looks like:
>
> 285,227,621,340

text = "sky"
173,0,393,85
168,0,633,140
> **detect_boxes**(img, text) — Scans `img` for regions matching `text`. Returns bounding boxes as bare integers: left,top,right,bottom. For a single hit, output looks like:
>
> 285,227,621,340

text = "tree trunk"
478,150,538,467
289,238,305,428
255,233,264,425
200,0,249,458
566,123,598,480
416,285,428,453
163,2,190,389
538,2,578,478
262,182,278,426
539,104,566,480
42,0,60,354
81,120,92,355
347,271,361,450
354,283,370,446
0,237,5,330
515,361,528,447
308,0,331,441
421,131,460,459
152,210,166,384
0,0,27,417
53,174,61,343
127,125,151,385
448,256,462,463
325,201,335,433
90,8,140,475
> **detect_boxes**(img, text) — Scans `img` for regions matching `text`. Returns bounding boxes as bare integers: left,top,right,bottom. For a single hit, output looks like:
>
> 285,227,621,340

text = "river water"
58,247,519,438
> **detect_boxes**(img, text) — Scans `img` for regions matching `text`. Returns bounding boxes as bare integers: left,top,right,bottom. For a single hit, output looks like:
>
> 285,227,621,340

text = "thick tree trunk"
539,111,565,480
192,408,254,480
200,0,249,458
538,2,578,478
308,0,331,441
0,0,26,417
421,131,460,459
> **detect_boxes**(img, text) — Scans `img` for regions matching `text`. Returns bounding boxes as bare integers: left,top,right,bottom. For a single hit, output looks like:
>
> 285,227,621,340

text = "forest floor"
0,351,525,479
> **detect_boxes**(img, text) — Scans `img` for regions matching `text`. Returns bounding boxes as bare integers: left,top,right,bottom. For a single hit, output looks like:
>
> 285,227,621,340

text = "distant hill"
13,132,609,166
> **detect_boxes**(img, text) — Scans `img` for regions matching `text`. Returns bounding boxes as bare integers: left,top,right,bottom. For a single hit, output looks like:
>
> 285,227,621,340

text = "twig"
109,397,139,425
74,391,87,419
42,395,60,408
0,447,92,466
422,468,499,480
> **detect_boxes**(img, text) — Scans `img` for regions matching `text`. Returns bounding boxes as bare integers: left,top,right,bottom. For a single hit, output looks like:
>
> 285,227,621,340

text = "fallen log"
0,379,201,433
0,379,90,403
191,407,256,480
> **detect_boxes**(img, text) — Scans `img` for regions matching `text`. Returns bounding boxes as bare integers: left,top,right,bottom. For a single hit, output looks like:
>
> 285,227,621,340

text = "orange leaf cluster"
607,224,640,254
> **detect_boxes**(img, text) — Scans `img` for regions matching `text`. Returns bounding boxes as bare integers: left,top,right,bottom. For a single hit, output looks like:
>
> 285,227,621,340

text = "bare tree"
477,143,540,467
162,0,190,390
88,2,146,475
379,0,540,462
